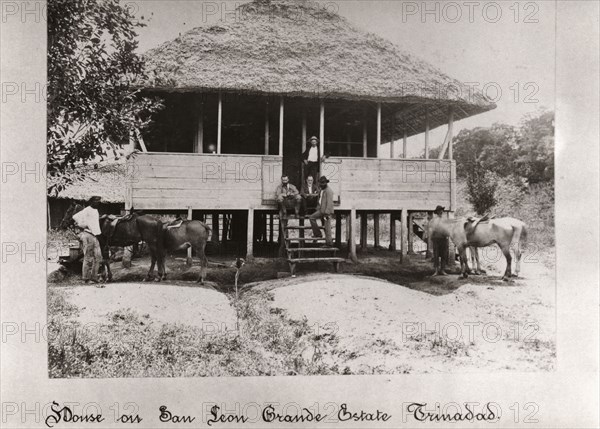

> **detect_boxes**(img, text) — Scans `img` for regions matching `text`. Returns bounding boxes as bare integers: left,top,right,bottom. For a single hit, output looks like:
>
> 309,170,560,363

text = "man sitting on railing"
275,175,301,219
300,175,320,214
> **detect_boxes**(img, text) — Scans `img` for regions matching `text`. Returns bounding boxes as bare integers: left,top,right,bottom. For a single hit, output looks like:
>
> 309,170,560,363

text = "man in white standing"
72,196,104,286
302,136,321,182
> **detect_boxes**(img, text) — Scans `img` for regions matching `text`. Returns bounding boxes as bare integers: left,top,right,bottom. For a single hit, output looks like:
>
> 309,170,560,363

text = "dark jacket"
300,182,320,198
316,185,334,216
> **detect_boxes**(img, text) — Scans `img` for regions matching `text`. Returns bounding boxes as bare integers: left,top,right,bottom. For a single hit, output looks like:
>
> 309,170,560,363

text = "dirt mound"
264,274,555,373
63,282,237,330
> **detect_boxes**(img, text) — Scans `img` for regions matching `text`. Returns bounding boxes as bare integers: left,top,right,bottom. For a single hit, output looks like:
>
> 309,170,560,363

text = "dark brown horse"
162,220,211,284
100,213,165,281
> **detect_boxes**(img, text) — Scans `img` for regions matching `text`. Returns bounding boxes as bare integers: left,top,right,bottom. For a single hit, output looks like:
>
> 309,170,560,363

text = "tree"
47,0,163,192
515,109,554,184
465,166,497,216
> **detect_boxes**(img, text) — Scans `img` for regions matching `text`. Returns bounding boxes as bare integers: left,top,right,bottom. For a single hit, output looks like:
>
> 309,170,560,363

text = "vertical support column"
389,213,397,251
400,209,408,263
194,101,204,153
211,213,219,244
264,100,269,155
424,108,430,159
186,207,193,266
360,212,368,251
407,212,415,254
319,100,325,156
269,214,274,243
426,212,433,258
376,103,382,158
446,211,456,267
373,213,380,248
403,129,407,158
246,208,254,261
279,97,284,156
335,212,342,248
217,92,222,154
448,107,454,160
348,209,358,263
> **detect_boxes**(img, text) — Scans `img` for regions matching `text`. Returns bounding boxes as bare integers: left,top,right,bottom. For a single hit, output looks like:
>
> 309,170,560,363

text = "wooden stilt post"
246,208,254,261
186,207,193,267
400,209,408,263
360,212,368,251
407,212,415,254
389,213,397,251
211,213,219,244
122,246,133,268
335,212,342,248
426,212,433,258
222,213,229,242
217,92,222,154
269,213,274,244
349,209,358,263
373,213,380,249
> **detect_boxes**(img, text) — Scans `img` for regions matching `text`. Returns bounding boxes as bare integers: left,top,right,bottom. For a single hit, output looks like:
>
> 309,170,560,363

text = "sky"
132,0,556,156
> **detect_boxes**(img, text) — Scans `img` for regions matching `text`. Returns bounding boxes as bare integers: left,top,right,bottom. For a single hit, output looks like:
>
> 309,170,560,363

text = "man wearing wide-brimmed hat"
72,196,103,285
309,176,334,246
430,205,449,276
302,136,321,183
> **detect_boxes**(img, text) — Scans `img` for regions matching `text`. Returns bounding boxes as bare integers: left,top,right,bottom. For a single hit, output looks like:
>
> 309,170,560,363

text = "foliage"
452,109,554,185
465,166,498,216
47,0,163,193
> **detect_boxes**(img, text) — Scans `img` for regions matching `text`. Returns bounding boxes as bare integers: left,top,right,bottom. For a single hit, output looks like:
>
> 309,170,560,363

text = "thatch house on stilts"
129,0,495,266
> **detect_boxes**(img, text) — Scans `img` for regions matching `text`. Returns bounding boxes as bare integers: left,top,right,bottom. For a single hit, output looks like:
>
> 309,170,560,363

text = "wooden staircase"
280,215,345,277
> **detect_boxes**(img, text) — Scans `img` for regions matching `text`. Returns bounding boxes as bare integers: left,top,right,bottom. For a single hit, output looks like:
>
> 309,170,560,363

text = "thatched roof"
48,162,127,204
140,0,495,136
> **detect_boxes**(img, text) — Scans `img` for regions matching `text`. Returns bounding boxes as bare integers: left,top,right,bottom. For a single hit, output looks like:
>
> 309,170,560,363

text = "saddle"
100,213,137,240
464,215,494,237
165,217,184,230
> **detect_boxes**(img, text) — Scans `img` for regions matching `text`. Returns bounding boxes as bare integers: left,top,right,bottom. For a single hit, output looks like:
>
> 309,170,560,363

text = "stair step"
285,237,327,242
287,247,339,252
285,225,324,230
288,257,346,263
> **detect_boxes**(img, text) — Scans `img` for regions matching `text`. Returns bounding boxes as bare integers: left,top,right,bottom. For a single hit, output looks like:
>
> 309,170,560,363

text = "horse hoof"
502,277,510,282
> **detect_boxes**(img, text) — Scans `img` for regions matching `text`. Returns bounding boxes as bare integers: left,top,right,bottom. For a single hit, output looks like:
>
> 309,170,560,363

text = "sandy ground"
62,282,237,331
50,247,555,373
263,256,555,373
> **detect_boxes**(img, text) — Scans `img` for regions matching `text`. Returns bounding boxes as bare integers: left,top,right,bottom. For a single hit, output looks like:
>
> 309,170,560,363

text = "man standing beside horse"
429,205,449,276
72,196,104,286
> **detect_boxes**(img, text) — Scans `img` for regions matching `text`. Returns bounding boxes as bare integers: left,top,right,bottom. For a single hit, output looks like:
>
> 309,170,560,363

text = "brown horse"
429,216,527,281
100,213,165,281
161,220,211,284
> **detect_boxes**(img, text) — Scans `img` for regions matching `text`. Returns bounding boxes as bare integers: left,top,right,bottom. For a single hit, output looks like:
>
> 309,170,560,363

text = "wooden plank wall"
128,153,282,210
323,157,454,211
